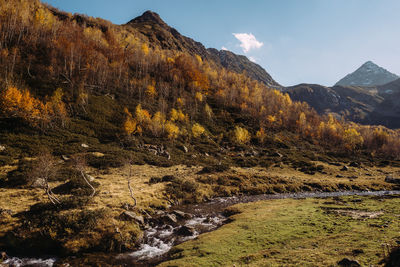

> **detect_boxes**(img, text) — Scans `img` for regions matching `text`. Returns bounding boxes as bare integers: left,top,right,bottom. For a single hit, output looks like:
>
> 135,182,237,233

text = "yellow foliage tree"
256,127,266,143
165,121,180,139
123,107,137,135
204,103,213,119
192,123,205,138
141,43,149,55
135,104,151,125
343,128,364,151
0,86,46,127
234,126,251,144
149,111,165,136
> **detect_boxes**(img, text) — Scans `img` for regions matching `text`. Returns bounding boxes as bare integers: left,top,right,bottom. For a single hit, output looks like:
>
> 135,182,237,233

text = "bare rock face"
336,61,399,87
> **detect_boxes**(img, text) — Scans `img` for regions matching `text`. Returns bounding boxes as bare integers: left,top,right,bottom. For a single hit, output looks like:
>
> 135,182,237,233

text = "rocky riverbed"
2,190,400,266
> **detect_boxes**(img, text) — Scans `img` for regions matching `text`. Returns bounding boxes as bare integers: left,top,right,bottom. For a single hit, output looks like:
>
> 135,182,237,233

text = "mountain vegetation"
0,0,399,263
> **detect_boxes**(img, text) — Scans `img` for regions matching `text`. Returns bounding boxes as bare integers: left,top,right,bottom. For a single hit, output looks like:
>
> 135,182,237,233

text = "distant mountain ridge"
335,61,399,87
127,11,282,88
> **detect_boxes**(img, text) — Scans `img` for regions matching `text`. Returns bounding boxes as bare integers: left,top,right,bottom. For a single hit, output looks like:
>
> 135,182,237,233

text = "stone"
341,165,349,171
162,214,177,224
1,251,8,261
272,152,283,158
61,155,70,161
120,211,145,224
349,162,360,167
180,145,188,153
31,178,46,188
175,225,196,236
385,175,400,184
173,210,192,219
0,145,5,152
81,143,89,148
337,258,361,267
92,152,105,157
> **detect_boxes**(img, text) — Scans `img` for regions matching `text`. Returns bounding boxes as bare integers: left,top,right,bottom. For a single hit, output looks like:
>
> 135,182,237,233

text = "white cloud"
221,46,228,51
249,56,257,63
233,33,263,53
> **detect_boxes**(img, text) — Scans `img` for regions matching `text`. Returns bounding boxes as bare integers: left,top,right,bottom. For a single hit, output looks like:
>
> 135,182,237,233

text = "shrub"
192,123,205,138
165,121,180,139
234,126,251,144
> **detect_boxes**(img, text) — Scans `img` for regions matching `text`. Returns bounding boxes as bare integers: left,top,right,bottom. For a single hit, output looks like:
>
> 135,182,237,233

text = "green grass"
160,195,400,266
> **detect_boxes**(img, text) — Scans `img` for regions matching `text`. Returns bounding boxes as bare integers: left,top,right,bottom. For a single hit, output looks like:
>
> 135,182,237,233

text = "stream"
3,190,400,266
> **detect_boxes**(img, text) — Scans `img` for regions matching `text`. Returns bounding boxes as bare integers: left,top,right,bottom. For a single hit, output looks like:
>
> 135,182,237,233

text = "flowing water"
3,190,400,266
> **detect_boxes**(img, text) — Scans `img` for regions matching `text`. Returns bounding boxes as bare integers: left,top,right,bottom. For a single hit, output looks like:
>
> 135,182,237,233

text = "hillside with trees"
0,0,400,265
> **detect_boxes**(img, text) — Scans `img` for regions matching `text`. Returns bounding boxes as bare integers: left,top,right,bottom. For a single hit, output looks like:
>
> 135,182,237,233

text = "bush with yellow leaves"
165,121,180,139
234,126,251,144
192,123,205,138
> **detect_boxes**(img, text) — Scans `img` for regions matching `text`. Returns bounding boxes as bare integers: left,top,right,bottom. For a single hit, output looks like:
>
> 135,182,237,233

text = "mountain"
335,61,399,87
127,11,281,88
285,84,383,123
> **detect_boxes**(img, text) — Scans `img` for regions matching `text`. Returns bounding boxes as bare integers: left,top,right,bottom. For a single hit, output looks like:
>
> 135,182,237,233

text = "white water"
3,257,56,267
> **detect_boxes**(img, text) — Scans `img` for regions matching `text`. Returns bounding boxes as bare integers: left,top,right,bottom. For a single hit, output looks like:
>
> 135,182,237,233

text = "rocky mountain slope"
286,78,400,128
335,61,399,87
285,84,383,123
127,11,281,88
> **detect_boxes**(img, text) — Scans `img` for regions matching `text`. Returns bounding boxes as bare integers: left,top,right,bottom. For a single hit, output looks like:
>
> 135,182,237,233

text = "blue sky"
43,0,400,86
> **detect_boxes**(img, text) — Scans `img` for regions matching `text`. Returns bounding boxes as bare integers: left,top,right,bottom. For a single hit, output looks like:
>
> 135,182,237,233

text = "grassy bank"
161,195,400,266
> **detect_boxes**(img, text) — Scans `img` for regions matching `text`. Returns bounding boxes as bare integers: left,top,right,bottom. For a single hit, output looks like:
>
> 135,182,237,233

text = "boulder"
341,166,349,171
81,143,89,148
120,211,145,224
162,214,177,224
175,225,196,236
349,162,360,168
1,251,8,261
385,175,400,184
337,258,361,267
61,155,70,161
0,145,5,152
173,210,192,219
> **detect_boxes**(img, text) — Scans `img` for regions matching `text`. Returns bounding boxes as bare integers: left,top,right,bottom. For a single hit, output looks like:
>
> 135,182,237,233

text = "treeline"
0,0,399,159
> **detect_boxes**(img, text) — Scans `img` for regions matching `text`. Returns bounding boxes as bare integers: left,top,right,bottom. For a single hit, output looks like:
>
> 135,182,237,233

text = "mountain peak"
127,10,167,26
335,61,399,87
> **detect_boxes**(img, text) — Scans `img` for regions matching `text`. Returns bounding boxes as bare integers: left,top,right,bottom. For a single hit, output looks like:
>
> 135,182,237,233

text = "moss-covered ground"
161,195,400,267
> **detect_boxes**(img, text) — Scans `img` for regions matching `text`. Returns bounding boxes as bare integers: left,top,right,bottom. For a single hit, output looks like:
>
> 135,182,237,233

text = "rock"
162,214,177,224
120,211,145,224
85,174,95,182
61,155,70,161
180,145,188,153
31,178,46,188
336,175,344,178
385,175,400,184
1,251,8,261
341,166,349,171
337,258,361,267
205,153,209,157
175,225,196,236
0,145,5,152
173,210,192,219
92,152,105,157
349,162,360,167
272,152,283,158
81,143,89,148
